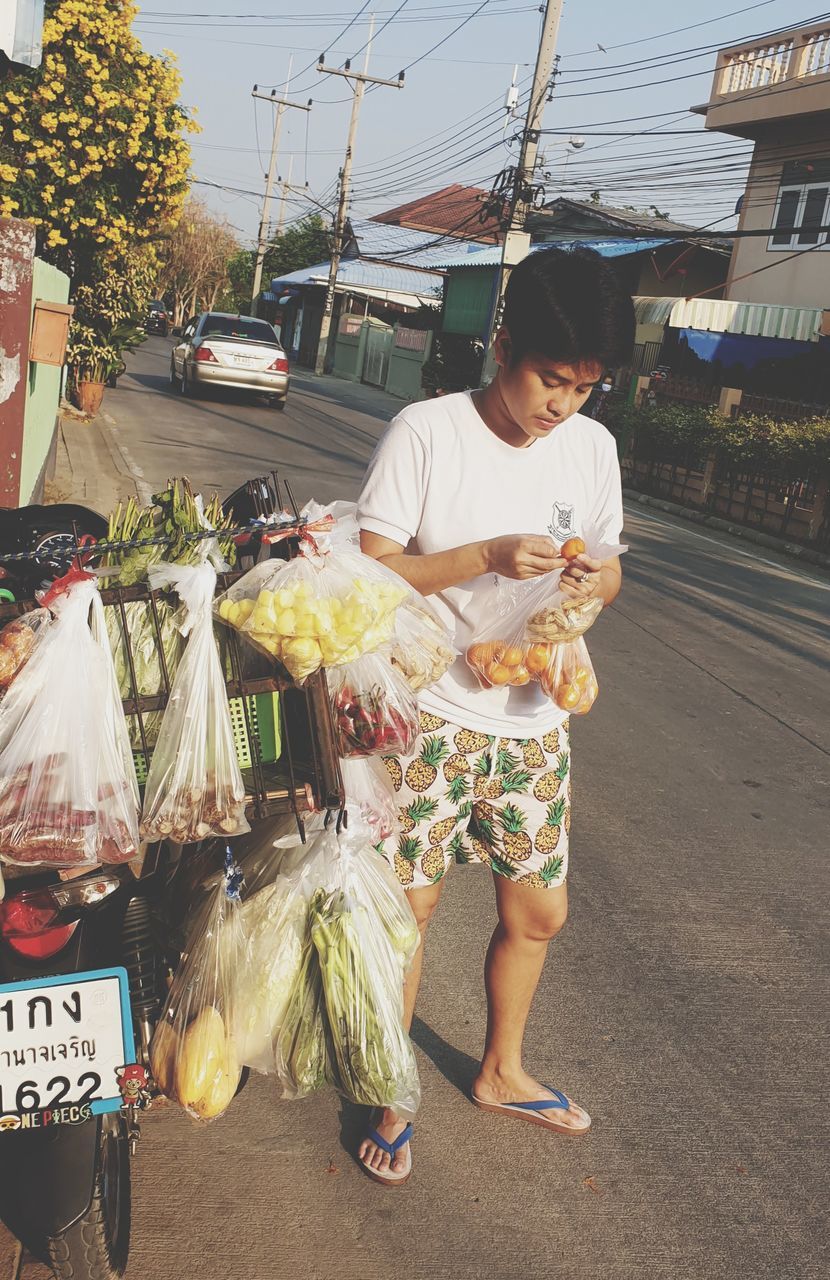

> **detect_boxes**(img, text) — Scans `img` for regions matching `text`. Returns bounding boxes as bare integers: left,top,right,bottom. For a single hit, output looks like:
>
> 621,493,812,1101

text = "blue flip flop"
359,1120,414,1185
471,1086,591,1135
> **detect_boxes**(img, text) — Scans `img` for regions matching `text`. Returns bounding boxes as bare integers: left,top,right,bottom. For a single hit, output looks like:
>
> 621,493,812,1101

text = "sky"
133,0,814,247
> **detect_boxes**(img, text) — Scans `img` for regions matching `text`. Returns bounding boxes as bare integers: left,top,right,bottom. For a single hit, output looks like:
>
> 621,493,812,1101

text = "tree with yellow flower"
0,0,196,277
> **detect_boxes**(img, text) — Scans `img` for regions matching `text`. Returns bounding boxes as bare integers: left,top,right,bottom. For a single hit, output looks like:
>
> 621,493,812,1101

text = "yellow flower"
0,163,19,183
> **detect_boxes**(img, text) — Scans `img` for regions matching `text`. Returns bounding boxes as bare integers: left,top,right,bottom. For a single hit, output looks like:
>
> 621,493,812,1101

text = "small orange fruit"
512,666,531,686
525,642,554,674
573,666,592,689
555,682,582,710
467,642,494,667
501,645,525,667
561,537,586,560
487,663,513,686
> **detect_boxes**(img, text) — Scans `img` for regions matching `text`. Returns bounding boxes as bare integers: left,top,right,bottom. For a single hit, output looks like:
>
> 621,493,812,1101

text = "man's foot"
358,1108,411,1176
472,1066,590,1132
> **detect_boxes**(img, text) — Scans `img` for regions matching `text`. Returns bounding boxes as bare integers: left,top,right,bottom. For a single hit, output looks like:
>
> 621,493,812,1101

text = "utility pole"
275,155,294,237
250,60,312,314
481,0,564,378
313,18,405,375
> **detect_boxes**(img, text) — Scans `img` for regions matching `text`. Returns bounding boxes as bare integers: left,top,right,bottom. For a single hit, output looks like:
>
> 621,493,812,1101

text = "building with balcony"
693,21,830,308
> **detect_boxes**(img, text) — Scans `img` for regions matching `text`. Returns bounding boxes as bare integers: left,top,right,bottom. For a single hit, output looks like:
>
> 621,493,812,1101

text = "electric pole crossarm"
316,60,404,89
252,90,313,112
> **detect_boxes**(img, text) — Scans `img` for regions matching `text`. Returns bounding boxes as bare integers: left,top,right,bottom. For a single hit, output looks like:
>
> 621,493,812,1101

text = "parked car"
146,300,169,337
169,312,289,409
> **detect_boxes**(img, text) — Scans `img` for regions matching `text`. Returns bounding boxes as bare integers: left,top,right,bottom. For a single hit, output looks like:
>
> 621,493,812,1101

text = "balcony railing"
803,27,830,77
717,23,830,97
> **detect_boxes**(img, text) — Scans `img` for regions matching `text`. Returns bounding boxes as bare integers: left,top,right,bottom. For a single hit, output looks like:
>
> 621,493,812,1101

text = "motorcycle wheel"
46,1114,131,1280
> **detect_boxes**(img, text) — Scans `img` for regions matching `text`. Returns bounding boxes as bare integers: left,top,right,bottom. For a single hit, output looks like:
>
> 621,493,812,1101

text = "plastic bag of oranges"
538,636,598,715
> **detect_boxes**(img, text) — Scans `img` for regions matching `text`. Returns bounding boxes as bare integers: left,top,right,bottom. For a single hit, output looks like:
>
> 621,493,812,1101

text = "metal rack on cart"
0,476,345,840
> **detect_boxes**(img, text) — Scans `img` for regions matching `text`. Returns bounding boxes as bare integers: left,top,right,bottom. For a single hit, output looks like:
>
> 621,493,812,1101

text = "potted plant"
67,320,144,415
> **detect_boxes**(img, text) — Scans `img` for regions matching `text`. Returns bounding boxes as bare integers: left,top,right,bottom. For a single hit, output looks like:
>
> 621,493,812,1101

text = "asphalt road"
33,338,830,1279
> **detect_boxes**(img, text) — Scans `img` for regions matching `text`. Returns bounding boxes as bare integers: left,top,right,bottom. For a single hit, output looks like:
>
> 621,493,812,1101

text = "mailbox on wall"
29,299,74,366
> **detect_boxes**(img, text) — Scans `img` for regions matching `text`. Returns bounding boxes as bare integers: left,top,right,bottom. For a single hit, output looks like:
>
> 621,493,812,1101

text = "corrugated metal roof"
634,295,824,341
348,217,463,269
270,257,443,305
432,237,679,269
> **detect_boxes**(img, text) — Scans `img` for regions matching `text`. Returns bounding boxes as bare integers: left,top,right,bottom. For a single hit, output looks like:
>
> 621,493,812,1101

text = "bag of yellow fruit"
149,848,246,1122
215,500,411,683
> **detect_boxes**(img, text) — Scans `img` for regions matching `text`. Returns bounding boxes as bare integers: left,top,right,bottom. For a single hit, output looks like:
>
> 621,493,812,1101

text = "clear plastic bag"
0,610,50,694
149,850,245,1122
465,538,624,705
390,598,455,693
231,822,328,1078
140,561,249,844
539,635,599,715
270,829,338,1098
340,756,400,844
329,651,419,758
215,501,409,682
309,827,421,1120
0,576,140,868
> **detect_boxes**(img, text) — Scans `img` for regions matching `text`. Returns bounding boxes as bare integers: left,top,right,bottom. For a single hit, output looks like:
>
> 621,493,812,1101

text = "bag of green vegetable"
269,826,338,1097
103,483,236,750
140,558,249,845
309,827,421,1120
150,849,246,1122
228,821,324,1075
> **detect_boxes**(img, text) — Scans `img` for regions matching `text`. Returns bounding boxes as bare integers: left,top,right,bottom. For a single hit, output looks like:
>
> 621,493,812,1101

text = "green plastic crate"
132,692,281,783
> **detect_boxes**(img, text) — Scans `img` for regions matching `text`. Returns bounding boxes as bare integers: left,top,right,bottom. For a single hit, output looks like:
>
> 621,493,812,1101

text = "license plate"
0,967,135,1128
233,354,256,367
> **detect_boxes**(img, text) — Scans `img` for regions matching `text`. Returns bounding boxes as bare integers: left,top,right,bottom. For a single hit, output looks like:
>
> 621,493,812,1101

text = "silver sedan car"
170,312,289,409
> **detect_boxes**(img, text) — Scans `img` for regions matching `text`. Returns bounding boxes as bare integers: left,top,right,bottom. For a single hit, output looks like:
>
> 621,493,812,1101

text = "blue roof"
430,237,679,269
270,256,443,301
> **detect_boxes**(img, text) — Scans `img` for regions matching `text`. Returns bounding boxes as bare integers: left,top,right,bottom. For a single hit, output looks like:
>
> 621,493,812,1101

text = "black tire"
169,359,177,387
271,397,287,411
46,1115,131,1280
180,365,192,397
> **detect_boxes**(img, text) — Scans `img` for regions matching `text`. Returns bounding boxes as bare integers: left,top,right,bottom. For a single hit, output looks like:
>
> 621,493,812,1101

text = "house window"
768,160,830,250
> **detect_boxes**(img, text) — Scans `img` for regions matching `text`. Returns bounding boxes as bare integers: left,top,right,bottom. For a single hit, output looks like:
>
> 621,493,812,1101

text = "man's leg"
358,879,444,1174
471,876,589,1128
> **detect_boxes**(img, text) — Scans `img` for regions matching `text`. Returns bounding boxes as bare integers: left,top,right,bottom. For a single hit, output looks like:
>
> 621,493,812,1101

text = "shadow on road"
410,1015,479,1096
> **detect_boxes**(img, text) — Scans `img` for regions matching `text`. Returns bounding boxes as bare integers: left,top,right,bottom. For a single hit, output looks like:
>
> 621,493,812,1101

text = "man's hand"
560,553,603,599
560,553,622,606
485,534,565,580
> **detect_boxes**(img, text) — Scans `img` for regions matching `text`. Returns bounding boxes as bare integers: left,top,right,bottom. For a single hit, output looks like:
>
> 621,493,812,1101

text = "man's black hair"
501,246,635,368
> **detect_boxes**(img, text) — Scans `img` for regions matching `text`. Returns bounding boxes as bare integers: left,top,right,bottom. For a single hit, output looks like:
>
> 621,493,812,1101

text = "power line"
561,0,781,57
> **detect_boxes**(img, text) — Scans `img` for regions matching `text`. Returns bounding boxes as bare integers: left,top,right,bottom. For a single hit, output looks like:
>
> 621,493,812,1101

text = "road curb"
52,406,144,512
623,488,830,571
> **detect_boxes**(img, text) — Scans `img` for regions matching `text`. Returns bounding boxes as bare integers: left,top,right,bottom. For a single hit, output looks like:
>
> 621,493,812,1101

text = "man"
356,247,635,1185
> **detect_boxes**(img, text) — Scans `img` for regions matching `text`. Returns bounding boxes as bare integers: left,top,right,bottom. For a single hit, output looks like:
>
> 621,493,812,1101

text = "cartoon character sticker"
115,1063,151,1109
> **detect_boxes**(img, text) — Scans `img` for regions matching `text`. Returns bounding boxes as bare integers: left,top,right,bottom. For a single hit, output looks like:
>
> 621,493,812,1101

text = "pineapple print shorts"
380,712,572,891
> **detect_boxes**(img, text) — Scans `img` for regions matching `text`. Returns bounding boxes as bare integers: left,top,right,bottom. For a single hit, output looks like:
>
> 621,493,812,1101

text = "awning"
633,295,826,343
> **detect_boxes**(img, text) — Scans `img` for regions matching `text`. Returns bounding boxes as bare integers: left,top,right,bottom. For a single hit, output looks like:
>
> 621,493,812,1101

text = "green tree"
225,215,331,313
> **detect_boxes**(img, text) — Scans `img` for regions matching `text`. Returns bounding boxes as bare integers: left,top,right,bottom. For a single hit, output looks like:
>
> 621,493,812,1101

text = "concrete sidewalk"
45,403,144,513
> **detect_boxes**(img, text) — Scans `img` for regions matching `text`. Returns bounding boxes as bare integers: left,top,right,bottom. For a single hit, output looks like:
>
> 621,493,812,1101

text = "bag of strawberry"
329,652,419,758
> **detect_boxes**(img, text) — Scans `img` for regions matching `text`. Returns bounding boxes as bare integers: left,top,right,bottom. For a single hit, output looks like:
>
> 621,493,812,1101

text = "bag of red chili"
329,652,418,759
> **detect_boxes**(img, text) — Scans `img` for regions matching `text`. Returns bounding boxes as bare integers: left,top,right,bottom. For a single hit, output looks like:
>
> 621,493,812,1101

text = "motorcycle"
0,485,341,1279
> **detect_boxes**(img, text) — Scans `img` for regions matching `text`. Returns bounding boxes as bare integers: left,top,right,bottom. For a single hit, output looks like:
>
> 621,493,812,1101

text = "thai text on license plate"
0,967,135,1124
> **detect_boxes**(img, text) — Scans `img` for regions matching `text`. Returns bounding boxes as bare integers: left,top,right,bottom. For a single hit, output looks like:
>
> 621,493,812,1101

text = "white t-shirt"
358,390,624,737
